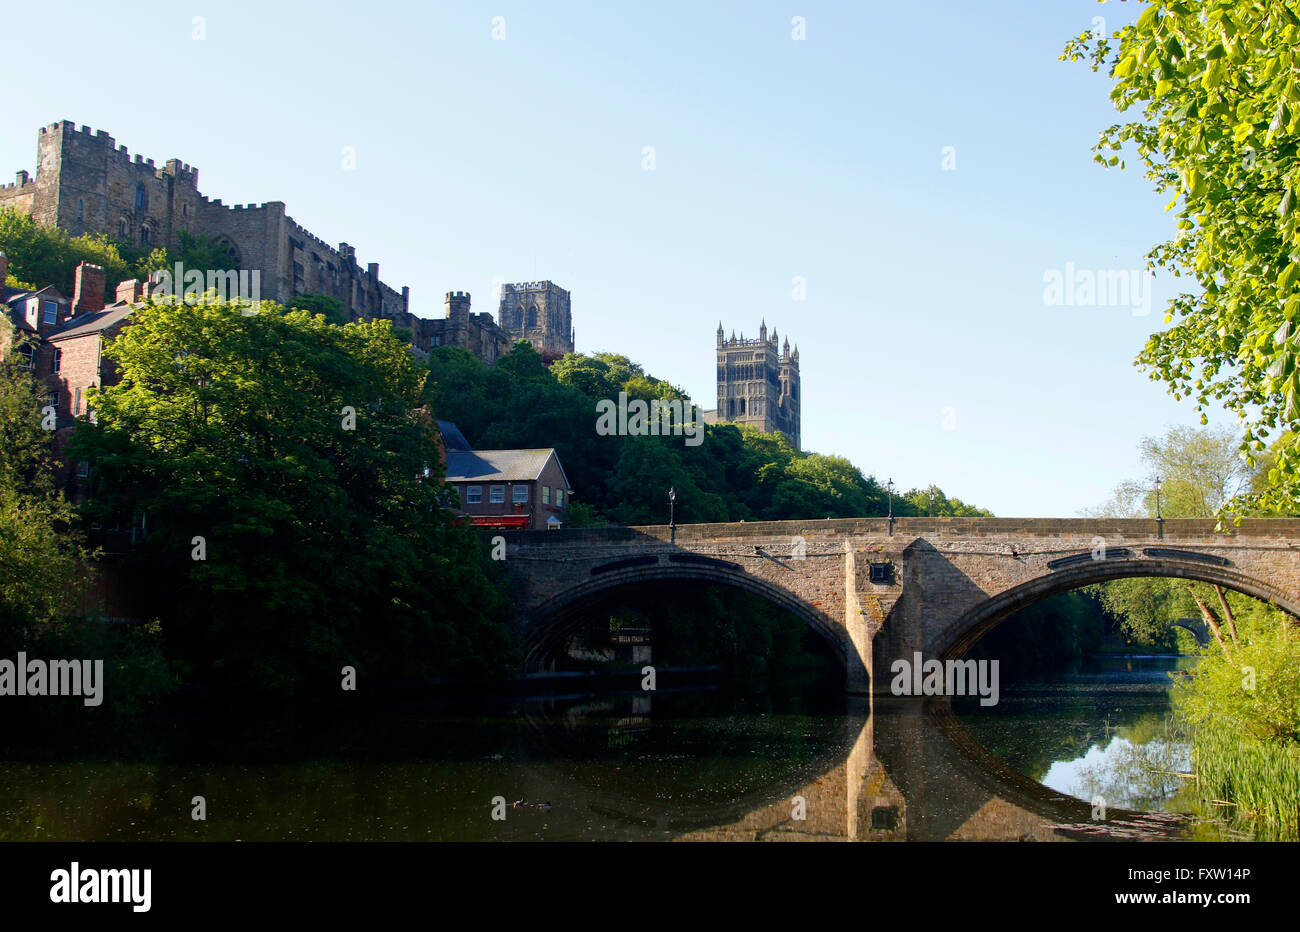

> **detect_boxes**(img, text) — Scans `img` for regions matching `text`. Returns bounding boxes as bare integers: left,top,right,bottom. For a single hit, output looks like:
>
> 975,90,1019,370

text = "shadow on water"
0,663,1214,842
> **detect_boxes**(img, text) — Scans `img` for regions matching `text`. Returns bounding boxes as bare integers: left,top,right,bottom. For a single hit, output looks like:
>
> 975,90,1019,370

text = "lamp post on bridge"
887,478,895,536
669,486,676,544
1155,476,1163,540
929,485,936,518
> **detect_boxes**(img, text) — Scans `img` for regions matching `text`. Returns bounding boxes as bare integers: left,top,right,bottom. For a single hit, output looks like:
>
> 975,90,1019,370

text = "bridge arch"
934,556,1300,660
522,563,859,682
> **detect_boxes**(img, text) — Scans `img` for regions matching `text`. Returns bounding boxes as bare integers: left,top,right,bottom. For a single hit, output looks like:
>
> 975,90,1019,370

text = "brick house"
440,423,572,530
2,254,149,496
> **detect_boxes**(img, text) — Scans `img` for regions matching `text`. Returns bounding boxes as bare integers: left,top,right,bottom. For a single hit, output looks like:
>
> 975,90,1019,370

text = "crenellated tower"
715,320,800,449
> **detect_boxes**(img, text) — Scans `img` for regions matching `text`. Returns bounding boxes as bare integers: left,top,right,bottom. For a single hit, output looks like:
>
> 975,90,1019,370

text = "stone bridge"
496,517,1300,692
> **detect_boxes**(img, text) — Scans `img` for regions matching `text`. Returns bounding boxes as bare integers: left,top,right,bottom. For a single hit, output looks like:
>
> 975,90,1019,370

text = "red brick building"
2,254,148,493
440,422,572,531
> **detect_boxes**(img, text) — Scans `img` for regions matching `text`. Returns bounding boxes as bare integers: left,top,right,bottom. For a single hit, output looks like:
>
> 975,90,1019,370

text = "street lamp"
669,486,677,544
886,478,895,536
929,485,936,518
1155,476,1163,539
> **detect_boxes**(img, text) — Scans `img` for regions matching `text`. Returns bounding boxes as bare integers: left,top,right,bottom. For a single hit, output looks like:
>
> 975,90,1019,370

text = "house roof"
444,448,570,488
46,302,133,342
437,419,471,451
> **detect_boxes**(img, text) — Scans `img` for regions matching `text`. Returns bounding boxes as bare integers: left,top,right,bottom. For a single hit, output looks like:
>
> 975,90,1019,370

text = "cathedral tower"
715,320,800,449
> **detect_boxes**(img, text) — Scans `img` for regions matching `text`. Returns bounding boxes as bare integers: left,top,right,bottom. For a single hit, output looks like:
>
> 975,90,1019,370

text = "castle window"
527,306,538,329
134,183,148,212
182,203,188,217
140,225,151,246
118,219,128,238
77,199,83,222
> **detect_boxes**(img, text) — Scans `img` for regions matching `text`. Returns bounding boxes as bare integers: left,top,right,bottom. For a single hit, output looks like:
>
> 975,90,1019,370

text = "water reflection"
0,677,1201,842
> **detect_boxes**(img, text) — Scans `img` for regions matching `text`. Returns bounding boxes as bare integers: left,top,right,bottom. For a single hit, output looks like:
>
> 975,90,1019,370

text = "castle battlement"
502,280,559,292
9,119,411,326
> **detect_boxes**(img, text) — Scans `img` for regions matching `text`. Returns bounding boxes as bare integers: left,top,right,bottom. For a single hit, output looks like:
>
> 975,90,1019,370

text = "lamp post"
929,485,936,518
1155,476,1163,539
669,486,677,544
887,478,895,536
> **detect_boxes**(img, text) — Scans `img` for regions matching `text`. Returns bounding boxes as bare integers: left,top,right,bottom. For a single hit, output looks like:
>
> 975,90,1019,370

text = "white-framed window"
556,489,563,507
51,348,62,374
43,301,58,325
73,387,81,415
466,486,482,504
18,344,35,369
542,486,550,504
489,486,505,504
513,485,529,503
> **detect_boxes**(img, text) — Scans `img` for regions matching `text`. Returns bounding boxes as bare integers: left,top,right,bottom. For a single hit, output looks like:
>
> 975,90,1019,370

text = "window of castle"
134,183,147,212
77,199,83,222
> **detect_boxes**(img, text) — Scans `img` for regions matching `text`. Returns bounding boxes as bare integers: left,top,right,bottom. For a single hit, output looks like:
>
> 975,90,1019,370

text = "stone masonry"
495,517,1300,694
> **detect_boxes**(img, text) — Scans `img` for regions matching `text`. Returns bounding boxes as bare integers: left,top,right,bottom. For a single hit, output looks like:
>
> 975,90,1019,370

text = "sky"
0,0,1223,517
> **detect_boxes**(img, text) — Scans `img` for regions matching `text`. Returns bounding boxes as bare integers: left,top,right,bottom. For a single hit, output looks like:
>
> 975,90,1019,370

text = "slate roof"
46,303,133,341
444,448,569,487
437,419,471,451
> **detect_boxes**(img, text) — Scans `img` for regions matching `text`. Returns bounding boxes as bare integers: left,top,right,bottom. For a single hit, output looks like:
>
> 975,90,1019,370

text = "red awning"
467,515,531,529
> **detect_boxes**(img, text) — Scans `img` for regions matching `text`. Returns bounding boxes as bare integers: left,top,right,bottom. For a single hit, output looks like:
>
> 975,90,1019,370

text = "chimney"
15,170,28,186
115,278,144,305
72,262,106,316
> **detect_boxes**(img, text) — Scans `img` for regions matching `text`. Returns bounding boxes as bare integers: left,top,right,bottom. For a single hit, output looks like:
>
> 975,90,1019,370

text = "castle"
0,121,408,322
708,321,801,450
1,121,579,368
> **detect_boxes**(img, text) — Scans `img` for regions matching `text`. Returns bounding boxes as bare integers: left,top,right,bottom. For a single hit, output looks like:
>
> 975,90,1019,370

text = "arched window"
118,219,128,239
135,183,148,212
526,305,539,329
140,225,151,246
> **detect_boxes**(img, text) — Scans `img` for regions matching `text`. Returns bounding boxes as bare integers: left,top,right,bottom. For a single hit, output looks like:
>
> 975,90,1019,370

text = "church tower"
715,320,800,449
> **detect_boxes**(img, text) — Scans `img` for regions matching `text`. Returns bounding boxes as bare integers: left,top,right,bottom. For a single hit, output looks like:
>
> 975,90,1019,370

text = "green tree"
1065,2,1300,517
71,297,515,694
286,293,349,326
0,339,88,649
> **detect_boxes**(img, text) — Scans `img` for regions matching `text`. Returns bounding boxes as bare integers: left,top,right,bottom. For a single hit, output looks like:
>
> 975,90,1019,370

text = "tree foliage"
70,298,515,694
427,345,989,525
0,344,87,648
1065,2,1300,517
0,207,239,300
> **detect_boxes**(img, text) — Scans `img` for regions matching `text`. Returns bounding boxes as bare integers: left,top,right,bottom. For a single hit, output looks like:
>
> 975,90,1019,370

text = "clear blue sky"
0,0,1217,517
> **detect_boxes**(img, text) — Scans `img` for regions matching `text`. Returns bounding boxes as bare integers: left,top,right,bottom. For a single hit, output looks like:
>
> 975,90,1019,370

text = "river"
0,654,1253,841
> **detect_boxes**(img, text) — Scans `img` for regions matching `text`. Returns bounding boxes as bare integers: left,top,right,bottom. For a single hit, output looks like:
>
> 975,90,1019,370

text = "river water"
0,654,1246,841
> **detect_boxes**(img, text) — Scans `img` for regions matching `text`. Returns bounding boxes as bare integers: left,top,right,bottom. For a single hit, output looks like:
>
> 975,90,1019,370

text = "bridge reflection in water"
517,695,1189,842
